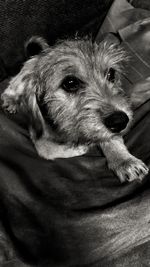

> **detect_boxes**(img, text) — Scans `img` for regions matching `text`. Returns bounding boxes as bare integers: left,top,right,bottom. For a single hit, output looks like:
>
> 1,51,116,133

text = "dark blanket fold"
0,0,150,266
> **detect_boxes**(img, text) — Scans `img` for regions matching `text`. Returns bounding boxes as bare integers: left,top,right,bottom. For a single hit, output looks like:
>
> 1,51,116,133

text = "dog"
1,36,149,183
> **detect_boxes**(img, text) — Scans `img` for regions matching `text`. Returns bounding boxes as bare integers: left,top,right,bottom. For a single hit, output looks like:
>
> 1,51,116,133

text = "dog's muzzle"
104,111,129,133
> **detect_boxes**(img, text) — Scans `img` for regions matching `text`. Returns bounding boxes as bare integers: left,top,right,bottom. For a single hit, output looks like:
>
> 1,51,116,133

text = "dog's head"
2,36,133,145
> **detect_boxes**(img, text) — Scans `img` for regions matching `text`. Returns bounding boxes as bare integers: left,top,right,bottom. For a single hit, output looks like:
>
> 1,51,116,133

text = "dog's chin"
77,129,115,145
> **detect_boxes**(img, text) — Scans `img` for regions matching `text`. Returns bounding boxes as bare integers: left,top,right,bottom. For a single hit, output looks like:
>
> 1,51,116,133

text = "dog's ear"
1,69,46,139
25,36,49,58
24,91,46,139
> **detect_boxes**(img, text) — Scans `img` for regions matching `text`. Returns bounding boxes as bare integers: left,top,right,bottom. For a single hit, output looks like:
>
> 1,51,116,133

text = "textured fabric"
0,0,150,266
130,0,150,10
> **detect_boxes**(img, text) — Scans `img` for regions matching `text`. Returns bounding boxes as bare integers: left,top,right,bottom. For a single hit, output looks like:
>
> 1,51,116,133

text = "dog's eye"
61,76,83,93
106,68,115,83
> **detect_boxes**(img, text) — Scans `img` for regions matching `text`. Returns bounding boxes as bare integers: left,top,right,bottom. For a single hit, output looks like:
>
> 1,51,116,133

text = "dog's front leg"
100,137,149,183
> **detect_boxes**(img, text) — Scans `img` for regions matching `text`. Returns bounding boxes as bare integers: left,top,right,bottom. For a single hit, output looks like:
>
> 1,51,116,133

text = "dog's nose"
104,111,129,133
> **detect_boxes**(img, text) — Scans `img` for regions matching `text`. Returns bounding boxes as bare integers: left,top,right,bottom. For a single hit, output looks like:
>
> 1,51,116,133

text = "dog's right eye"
106,68,116,83
61,76,84,93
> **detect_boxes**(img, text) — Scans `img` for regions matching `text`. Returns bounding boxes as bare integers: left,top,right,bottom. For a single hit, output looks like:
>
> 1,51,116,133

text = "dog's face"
2,37,133,145
35,39,132,144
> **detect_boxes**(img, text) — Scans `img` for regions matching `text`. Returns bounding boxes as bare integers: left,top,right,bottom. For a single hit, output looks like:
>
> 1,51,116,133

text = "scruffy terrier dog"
1,36,149,183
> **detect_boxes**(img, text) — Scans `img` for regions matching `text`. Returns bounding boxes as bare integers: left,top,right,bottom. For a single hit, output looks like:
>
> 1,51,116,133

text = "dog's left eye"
106,68,115,83
61,76,83,93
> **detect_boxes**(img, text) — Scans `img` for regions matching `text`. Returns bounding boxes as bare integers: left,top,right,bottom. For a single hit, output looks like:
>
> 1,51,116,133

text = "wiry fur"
1,37,149,183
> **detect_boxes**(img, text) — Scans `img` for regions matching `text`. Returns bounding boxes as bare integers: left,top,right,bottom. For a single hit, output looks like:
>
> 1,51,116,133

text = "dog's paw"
1,93,17,114
109,157,149,183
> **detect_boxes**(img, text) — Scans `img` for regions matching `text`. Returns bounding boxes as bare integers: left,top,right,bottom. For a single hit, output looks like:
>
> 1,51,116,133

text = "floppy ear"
1,67,46,139
25,36,49,58
24,91,46,139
